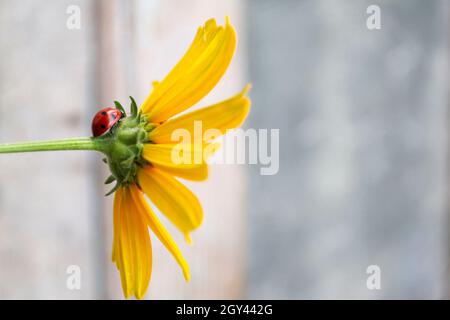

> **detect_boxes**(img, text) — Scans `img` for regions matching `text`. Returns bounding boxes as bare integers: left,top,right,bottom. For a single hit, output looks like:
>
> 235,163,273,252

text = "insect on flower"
91,107,123,137
0,17,251,299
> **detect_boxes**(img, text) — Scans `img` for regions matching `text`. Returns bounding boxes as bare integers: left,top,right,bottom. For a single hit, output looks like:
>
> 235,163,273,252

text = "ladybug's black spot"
101,111,107,116
100,124,106,129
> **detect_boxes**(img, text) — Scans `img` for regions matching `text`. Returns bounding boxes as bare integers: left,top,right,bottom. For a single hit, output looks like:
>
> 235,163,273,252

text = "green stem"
0,137,105,154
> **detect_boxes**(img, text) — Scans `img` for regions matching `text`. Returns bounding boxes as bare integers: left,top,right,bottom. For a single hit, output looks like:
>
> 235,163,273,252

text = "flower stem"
0,137,104,154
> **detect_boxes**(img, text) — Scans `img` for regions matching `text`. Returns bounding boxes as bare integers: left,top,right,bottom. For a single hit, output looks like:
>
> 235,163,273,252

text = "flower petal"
112,187,152,299
140,17,237,123
142,143,209,181
148,85,251,144
129,184,190,281
138,166,203,241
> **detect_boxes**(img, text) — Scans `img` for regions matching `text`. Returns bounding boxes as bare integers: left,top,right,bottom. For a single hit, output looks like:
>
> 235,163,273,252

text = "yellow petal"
112,186,152,300
141,17,237,123
112,189,122,263
130,184,190,281
138,166,203,241
148,85,251,144
142,143,209,181
112,189,128,295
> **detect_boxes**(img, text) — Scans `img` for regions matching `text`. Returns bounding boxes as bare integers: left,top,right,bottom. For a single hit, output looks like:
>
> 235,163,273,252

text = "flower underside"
99,98,156,195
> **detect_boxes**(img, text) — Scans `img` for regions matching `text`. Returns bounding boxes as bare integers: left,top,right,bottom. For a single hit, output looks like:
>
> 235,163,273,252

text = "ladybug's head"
92,107,123,137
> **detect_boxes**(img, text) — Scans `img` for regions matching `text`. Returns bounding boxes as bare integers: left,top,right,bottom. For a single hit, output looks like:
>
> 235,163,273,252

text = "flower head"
99,17,251,299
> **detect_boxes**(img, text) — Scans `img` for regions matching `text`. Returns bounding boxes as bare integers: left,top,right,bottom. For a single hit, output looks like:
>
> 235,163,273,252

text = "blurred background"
0,0,449,299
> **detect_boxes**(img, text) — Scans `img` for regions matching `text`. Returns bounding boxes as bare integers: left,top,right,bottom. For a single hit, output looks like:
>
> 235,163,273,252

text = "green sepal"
114,101,127,116
120,156,135,168
129,96,138,118
104,175,116,185
105,182,120,196
144,123,157,132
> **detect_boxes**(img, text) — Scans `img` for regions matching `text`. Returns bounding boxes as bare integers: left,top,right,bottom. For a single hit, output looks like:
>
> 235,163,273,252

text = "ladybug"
92,107,123,137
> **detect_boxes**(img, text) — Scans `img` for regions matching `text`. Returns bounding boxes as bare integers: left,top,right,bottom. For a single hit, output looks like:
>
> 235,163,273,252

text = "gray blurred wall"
246,0,449,299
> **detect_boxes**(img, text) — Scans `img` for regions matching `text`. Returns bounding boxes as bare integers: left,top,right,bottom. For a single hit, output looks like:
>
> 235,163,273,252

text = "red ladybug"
92,107,123,137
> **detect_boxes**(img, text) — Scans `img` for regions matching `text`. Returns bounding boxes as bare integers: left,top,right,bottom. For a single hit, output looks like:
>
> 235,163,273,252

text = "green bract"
97,97,152,195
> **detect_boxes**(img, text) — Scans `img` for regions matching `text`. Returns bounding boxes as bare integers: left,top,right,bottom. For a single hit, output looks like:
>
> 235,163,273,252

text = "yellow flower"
111,17,251,299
